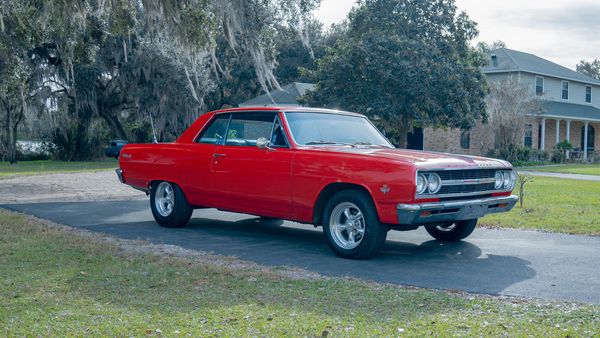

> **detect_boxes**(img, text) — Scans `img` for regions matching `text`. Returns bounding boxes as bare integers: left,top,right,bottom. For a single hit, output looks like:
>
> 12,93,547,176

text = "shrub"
487,145,549,165
16,141,53,161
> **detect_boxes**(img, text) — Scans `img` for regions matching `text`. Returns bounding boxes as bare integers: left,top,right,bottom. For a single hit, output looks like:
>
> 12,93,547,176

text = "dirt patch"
0,170,145,204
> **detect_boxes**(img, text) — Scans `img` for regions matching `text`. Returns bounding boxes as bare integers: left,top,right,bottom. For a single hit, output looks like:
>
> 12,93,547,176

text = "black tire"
424,219,477,241
259,216,280,221
322,190,388,259
150,181,193,228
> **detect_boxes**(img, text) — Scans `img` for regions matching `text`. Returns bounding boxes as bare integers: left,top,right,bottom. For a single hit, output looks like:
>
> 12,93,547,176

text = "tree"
303,0,488,147
476,40,507,54
0,1,44,163
484,76,542,160
1,0,321,160
576,59,600,80
274,20,326,85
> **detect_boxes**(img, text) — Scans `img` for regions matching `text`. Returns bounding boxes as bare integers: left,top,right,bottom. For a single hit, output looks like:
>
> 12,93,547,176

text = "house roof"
239,82,315,107
484,48,600,85
541,101,600,122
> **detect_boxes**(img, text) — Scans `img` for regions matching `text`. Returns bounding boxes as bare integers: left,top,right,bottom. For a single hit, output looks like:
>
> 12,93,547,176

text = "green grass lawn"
0,159,118,178
1,210,599,336
482,176,600,235
521,164,600,176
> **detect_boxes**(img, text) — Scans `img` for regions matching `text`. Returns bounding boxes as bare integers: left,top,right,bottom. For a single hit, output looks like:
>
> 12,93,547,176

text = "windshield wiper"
305,140,343,145
352,142,391,148
305,140,390,147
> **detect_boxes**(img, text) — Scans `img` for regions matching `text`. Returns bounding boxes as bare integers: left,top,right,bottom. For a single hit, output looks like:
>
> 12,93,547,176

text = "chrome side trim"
441,178,496,186
417,166,508,172
416,189,511,199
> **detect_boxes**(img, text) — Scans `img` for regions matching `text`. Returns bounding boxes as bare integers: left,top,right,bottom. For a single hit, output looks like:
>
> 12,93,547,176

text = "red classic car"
117,107,518,259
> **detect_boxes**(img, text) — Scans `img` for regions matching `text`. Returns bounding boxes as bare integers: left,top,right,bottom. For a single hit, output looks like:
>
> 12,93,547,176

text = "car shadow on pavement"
3,201,537,296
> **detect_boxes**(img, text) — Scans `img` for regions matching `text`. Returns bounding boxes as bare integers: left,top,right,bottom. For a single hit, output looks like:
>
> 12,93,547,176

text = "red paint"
119,107,514,225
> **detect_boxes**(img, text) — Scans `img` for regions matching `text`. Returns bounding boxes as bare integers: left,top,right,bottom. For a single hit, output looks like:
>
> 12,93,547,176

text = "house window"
524,124,533,148
562,81,569,100
460,130,470,149
535,76,544,96
586,85,592,103
581,125,596,152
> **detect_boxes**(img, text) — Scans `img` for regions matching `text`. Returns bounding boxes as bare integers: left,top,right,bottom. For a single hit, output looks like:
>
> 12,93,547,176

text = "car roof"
209,106,365,118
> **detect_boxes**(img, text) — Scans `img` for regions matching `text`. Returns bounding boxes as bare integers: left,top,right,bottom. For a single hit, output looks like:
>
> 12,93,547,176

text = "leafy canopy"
304,0,488,147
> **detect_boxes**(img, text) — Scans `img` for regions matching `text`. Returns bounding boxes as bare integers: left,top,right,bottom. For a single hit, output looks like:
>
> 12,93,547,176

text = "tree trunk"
396,116,411,149
99,108,129,141
4,104,16,164
9,123,18,164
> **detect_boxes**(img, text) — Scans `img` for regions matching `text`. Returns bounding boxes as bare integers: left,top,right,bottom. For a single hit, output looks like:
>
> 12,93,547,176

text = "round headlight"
494,171,504,190
427,173,442,194
508,170,518,189
502,170,511,189
416,174,428,194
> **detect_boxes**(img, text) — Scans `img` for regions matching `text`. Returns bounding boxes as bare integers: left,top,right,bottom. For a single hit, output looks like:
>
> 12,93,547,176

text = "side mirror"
256,137,270,149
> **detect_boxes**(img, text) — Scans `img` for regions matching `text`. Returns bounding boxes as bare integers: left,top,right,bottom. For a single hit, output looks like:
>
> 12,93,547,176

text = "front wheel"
424,219,477,241
150,181,193,228
322,190,388,259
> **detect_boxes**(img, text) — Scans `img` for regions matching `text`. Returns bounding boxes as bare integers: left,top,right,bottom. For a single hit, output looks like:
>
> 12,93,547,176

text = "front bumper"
397,195,518,225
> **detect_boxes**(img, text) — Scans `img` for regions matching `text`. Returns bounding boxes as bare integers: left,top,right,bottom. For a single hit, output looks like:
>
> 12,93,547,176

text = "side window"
270,116,289,148
226,113,276,146
197,114,230,144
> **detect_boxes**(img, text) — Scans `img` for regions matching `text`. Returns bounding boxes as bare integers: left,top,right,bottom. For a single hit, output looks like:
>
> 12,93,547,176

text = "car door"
209,112,294,217
181,113,231,207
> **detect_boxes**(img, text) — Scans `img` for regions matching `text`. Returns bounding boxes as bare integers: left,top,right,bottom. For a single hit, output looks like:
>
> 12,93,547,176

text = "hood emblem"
380,185,390,194
477,162,494,168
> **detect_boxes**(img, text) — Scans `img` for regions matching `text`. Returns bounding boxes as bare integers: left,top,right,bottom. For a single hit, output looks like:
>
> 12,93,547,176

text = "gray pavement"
4,200,600,304
520,171,600,181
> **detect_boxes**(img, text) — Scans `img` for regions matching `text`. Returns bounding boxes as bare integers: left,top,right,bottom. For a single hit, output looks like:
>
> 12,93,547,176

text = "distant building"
240,49,600,160
239,82,315,107
423,48,600,160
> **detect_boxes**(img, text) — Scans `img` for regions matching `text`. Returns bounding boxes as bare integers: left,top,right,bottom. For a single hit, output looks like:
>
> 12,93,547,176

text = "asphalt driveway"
4,200,600,304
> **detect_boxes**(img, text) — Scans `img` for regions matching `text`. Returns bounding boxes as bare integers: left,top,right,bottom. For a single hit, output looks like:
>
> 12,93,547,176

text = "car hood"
304,146,512,170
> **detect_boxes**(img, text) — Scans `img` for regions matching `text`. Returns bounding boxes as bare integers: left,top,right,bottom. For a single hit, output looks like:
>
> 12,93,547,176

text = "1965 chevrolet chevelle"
117,107,518,259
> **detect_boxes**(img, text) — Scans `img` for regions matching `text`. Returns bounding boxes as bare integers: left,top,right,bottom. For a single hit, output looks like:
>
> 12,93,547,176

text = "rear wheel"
322,190,387,259
424,219,477,241
150,181,193,228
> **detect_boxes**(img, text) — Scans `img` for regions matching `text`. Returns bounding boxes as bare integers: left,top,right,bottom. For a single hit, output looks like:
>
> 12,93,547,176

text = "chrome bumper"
115,168,124,183
397,195,518,225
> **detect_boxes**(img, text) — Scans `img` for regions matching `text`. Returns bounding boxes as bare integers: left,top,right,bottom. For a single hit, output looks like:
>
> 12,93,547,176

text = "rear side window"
226,113,276,146
197,114,230,144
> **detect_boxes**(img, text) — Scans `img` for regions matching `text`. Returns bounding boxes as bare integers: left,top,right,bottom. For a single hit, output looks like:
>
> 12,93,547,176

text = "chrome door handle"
213,153,227,158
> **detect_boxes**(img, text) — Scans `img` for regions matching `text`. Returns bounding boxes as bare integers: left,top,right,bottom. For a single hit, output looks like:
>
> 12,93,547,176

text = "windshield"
285,112,393,147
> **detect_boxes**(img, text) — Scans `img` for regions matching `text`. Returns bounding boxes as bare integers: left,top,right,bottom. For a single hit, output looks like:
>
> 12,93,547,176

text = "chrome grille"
438,182,495,195
418,169,505,199
435,169,496,181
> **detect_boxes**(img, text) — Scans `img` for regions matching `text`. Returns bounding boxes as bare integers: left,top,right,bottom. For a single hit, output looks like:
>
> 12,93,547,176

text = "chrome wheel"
432,222,456,232
329,202,365,249
155,182,175,217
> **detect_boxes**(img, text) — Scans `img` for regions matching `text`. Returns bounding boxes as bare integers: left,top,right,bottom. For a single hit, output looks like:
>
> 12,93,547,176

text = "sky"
314,0,600,69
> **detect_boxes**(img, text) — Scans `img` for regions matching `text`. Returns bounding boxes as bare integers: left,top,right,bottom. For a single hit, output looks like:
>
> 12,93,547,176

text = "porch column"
540,118,546,151
555,119,560,144
566,120,571,159
584,121,589,160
